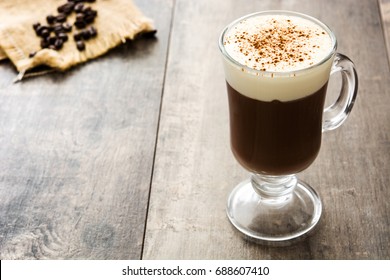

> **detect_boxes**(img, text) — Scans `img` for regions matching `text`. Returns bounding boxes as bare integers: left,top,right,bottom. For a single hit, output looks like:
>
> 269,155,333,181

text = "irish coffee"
227,82,327,174
221,13,335,175
220,10,358,244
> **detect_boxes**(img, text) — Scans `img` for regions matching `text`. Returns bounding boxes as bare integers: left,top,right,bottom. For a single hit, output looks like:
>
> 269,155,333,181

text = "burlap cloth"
0,0,154,79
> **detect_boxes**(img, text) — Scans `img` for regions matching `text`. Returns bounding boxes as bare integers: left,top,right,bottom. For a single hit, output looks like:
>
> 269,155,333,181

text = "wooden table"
0,0,389,260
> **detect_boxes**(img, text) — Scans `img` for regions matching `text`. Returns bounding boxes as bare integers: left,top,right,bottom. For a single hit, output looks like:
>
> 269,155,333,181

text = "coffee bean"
76,40,85,51
83,8,97,23
88,26,97,37
53,24,64,35
67,2,75,11
62,23,72,32
81,30,91,40
36,25,46,36
75,20,86,29
41,28,50,38
54,29,64,36
38,26,51,37
75,13,84,22
82,6,92,14
40,39,50,48
84,15,95,24
57,5,64,13
56,13,67,23
54,39,64,50
58,33,69,42
74,3,84,12
73,32,82,41
33,22,41,31
58,3,74,15
89,10,98,17
48,36,57,45
46,15,56,24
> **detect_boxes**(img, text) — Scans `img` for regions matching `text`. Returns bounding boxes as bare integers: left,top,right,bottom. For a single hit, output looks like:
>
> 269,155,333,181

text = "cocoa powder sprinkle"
224,15,332,72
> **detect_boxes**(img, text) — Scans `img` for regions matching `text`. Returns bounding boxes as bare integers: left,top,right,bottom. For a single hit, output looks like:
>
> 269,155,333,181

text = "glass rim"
218,10,338,76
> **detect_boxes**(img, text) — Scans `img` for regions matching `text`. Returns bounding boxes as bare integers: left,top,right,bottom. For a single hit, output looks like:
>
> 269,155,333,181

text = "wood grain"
143,0,390,259
380,0,390,61
1,0,389,260
0,0,174,259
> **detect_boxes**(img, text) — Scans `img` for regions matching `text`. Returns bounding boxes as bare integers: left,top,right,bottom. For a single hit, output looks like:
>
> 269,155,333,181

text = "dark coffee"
227,82,328,175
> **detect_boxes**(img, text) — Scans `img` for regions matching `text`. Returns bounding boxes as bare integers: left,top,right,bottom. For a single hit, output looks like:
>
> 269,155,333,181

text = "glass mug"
218,11,358,245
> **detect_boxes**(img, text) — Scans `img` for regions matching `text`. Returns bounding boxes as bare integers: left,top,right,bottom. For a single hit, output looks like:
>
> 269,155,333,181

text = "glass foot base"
226,178,322,246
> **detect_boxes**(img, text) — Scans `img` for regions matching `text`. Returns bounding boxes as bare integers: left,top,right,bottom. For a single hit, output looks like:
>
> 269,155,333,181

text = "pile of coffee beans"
30,0,98,57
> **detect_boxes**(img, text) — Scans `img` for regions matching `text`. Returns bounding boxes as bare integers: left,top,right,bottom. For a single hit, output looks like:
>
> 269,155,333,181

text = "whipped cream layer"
221,12,335,101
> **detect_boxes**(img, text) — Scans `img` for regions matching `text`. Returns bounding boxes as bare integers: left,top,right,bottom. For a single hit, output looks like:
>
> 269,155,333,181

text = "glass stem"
251,173,297,204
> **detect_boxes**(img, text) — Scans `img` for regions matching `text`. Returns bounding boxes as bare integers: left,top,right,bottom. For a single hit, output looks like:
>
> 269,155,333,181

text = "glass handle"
322,53,358,132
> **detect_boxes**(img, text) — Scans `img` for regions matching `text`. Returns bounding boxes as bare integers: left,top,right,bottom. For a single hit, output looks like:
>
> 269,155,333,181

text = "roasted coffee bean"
38,26,51,37
81,30,91,40
53,22,63,30
48,36,57,45
74,20,86,29
58,33,68,42
54,39,64,50
57,4,65,12
40,39,50,48
35,25,46,36
89,9,98,17
61,22,72,32
46,15,56,24
56,13,67,23
33,22,41,31
54,29,64,35
82,6,92,14
53,24,64,35
84,8,97,22
67,2,76,12
73,32,82,41
84,14,95,24
75,13,84,22
76,40,85,51
88,26,97,37
41,28,50,38
74,3,84,12
58,3,74,15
